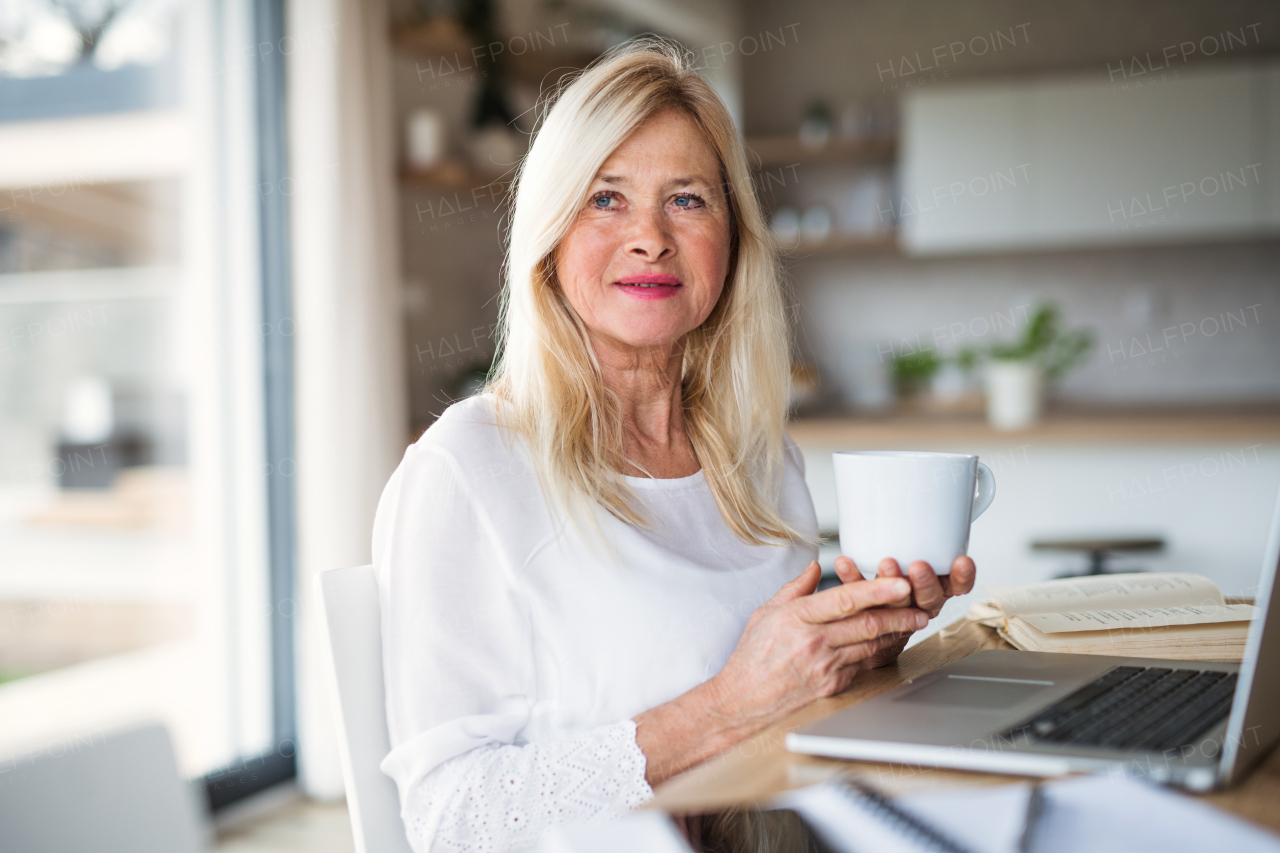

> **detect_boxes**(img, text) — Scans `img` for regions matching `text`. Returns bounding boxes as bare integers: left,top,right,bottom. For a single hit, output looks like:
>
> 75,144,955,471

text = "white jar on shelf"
771,207,800,243
801,205,832,243
406,108,445,170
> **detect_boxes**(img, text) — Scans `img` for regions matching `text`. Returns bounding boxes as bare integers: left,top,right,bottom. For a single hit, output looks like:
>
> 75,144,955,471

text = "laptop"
787,485,1280,792
0,723,208,852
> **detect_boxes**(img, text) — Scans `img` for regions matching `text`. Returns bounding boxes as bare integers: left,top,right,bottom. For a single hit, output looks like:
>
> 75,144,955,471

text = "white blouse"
373,395,819,852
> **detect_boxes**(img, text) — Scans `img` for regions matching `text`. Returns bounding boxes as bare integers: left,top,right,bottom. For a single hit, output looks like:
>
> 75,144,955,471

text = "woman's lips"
614,274,682,300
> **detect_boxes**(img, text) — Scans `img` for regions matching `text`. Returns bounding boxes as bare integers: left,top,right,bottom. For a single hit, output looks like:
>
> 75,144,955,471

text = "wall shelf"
390,20,597,87
746,135,900,256
778,232,898,256
391,18,470,55
744,136,896,169
400,162,510,193
788,406,1280,446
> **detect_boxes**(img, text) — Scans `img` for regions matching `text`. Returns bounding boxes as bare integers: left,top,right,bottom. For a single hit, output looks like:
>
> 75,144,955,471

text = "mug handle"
971,461,996,521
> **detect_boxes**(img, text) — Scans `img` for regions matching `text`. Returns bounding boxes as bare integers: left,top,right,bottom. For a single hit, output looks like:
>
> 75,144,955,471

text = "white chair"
317,564,415,853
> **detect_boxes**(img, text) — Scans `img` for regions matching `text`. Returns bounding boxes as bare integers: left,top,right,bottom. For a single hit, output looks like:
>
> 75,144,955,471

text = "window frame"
200,0,298,811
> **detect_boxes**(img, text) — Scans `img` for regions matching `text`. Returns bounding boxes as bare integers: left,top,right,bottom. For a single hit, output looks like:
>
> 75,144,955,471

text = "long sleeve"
373,441,653,853
402,719,651,852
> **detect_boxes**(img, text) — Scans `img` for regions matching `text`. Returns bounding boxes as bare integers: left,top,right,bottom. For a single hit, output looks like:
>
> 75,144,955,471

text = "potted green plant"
979,305,1093,430
889,348,941,402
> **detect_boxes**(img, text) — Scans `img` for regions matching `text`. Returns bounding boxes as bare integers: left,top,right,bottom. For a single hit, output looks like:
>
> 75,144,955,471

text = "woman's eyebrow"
594,173,717,189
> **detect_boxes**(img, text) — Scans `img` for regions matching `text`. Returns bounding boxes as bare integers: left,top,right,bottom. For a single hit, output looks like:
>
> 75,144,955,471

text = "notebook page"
1021,603,1255,633
894,775,1280,853
984,573,1223,616
1002,774,1280,853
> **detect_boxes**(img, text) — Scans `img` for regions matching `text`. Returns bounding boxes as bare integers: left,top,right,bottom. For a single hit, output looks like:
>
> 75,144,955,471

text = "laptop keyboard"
1003,665,1238,753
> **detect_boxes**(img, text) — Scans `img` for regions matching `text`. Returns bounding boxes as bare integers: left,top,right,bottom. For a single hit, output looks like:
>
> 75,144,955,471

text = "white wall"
792,241,1280,406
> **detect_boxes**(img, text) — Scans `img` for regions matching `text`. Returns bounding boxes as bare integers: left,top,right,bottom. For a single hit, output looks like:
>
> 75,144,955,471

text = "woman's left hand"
832,554,976,668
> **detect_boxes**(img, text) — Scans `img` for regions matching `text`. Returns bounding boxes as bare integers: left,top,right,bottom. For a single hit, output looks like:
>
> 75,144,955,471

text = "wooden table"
650,619,1280,835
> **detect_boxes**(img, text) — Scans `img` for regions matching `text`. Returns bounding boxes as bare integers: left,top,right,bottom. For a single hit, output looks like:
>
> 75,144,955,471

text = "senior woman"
373,39,975,852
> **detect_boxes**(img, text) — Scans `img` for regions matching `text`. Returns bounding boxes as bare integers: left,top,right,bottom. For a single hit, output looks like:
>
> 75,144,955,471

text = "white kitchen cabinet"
1261,64,1280,228
900,61,1279,254
897,84,1030,250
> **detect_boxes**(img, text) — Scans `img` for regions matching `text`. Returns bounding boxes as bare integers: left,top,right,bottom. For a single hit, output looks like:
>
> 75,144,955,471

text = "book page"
984,573,1223,616
1021,603,1255,634
1003,617,1249,661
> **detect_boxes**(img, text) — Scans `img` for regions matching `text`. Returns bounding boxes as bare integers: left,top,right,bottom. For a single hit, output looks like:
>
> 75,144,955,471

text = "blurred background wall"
741,0,1280,406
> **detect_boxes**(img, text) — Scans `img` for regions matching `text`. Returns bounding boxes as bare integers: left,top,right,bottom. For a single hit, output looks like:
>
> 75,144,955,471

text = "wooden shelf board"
745,135,896,168
391,20,596,87
787,407,1280,447
778,232,898,256
391,18,470,55
400,162,511,192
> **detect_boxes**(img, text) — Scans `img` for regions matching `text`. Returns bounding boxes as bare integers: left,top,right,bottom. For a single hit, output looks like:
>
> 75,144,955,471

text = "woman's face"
555,109,732,356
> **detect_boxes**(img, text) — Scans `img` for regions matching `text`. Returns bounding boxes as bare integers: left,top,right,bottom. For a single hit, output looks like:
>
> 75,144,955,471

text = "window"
0,0,294,805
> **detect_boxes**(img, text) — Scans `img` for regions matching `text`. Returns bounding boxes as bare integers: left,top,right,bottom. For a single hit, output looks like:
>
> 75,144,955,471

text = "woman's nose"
625,209,674,260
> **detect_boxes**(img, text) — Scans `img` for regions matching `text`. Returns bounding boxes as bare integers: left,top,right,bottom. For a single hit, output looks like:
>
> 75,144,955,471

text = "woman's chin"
599,328,688,353
590,314,693,351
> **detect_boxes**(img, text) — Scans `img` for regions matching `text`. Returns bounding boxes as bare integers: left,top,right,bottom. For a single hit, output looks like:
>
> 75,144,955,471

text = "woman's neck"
590,334,700,478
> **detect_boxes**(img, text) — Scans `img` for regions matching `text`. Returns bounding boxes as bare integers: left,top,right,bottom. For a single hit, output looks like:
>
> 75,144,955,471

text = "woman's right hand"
633,561,927,787
707,561,928,732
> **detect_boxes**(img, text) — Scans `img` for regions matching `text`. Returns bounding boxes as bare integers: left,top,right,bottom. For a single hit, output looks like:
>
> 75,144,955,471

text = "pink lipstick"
614,273,682,300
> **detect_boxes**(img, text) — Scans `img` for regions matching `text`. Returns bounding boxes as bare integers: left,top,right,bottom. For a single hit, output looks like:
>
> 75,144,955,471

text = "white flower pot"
986,360,1044,430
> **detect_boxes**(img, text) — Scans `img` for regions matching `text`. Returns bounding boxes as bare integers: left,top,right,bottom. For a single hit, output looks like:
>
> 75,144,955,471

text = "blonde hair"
489,37,804,546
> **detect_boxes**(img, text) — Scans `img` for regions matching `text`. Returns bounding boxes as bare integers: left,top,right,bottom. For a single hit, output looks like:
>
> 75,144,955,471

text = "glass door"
0,0,284,795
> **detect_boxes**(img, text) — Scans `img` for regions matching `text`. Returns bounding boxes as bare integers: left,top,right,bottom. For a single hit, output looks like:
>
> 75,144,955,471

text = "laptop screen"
1221,484,1280,785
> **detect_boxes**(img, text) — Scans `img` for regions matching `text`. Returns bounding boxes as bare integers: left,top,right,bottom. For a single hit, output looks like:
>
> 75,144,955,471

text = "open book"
968,573,1254,661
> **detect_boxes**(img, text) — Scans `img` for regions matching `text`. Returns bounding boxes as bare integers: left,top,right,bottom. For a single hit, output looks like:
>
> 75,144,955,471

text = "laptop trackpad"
897,675,1055,709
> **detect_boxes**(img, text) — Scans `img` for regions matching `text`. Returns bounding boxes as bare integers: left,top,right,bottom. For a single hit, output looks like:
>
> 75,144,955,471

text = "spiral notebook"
778,775,1280,853
543,775,1280,853
779,778,1029,853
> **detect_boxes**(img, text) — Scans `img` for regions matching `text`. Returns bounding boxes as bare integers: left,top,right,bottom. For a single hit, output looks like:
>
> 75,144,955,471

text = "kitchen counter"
787,405,1280,447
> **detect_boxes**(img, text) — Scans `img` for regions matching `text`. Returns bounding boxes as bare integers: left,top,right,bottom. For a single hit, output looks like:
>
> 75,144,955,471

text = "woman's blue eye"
675,197,690,207
595,196,610,207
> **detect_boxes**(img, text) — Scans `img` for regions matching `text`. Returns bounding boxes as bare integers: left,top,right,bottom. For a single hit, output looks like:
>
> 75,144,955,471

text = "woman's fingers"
833,630,915,670
947,555,977,595
907,561,949,616
873,559,914,607
877,558,903,578
823,606,928,648
770,561,822,605
833,555,865,583
875,557,979,616
794,576,911,624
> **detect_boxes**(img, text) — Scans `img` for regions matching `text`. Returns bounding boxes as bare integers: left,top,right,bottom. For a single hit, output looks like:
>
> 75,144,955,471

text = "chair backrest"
317,565,415,853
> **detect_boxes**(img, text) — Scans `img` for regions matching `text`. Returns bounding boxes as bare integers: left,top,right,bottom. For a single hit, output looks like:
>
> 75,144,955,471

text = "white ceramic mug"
833,451,996,576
